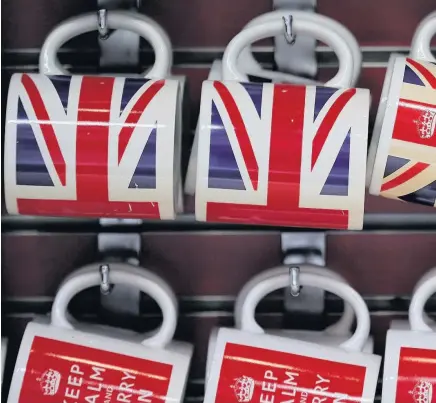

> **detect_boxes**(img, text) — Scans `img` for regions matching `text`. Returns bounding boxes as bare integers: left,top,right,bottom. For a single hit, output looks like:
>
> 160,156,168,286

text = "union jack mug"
185,11,361,197
7,264,193,403
367,11,436,208
381,272,436,403
204,273,381,403
205,266,374,379
4,11,184,219
194,19,369,229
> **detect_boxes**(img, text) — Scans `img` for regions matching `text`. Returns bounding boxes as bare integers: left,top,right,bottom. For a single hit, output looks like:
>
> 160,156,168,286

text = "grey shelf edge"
2,213,436,233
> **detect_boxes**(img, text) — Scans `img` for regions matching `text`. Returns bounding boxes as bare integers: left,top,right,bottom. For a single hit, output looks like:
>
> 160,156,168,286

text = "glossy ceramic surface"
4,73,181,219
195,81,369,229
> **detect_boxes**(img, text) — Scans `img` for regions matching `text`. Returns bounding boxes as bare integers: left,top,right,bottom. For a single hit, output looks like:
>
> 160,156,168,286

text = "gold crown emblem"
231,376,255,402
409,380,433,403
415,109,436,139
38,369,61,396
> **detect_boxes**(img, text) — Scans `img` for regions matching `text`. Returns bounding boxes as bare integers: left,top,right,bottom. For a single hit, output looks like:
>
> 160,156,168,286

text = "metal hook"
99,264,112,295
289,266,301,297
97,9,110,40
283,14,297,45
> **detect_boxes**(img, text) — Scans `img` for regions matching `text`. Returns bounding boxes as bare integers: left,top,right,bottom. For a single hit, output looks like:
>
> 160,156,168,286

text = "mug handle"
409,272,436,332
239,10,361,87
222,17,354,87
410,11,436,62
234,265,355,337
51,263,178,348
239,266,370,352
39,10,172,78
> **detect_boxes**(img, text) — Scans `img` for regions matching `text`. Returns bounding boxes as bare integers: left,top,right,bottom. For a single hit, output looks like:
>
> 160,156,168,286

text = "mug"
185,11,360,196
205,266,374,379
367,11,436,207
381,271,436,403
8,264,193,403
194,18,369,229
238,10,362,87
4,10,184,219
204,273,381,403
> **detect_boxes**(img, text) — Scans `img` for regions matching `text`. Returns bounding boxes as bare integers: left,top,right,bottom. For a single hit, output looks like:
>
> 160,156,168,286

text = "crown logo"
409,379,433,403
38,369,61,396
231,376,255,402
415,109,436,139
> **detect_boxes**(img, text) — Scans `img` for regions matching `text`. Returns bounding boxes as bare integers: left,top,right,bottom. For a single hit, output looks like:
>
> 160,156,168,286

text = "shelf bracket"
273,0,317,79
281,232,326,314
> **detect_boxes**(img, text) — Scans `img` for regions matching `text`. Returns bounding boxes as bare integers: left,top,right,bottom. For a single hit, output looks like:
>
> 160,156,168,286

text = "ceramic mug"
367,11,436,207
194,18,369,229
205,265,374,378
4,10,184,219
8,264,193,403
184,11,360,196
204,273,381,403
238,10,362,87
381,271,436,403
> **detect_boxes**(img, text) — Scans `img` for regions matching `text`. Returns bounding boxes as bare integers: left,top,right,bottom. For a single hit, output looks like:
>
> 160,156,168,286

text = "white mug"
5,10,184,220
381,271,436,403
204,273,380,403
8,264,193,403
367,11,436,208
238,10,362,87
184,11,358,196
205,265,374,379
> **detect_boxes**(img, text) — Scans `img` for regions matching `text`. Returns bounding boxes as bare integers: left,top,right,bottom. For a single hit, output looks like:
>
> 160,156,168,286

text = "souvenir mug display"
205,265,374,378
184,11,363,197
4,10,184,220
7,264,193,403
367,11,436,207
381,271,436,403
204,273,381,403
390,266,436,330
194,16,369,229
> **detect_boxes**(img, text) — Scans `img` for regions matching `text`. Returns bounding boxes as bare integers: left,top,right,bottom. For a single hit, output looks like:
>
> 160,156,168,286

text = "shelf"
3,213,436,234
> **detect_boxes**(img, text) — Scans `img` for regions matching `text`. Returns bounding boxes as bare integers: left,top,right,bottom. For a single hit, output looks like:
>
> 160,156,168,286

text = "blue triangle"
208,101,245,190
321,130,350,196
314,87,338,121
48,76,70,111
121,77,150,116
128,127,156,189
241,83,262,118
383,156,410,178
403,65,425,86
399,180,436,207
16,99,54,186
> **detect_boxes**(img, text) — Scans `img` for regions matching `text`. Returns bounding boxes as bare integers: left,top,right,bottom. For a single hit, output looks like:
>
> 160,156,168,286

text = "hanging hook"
289,266,301,297
99,264,112,295
283,14,297,45
97,9,110,40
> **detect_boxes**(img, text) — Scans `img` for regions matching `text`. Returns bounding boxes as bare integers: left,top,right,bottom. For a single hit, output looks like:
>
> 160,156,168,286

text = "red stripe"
311,89,356,169
118,80,165,163
206,85,349,229
407,58,436,89
21,74,67,186
214,81,259,190
381,162,429,192
76,76,114,202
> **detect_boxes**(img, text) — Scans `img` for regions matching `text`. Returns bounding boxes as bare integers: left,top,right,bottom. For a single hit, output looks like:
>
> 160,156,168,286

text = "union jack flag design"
4,73,181,219
377,58,436,207
195,81,369,229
